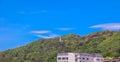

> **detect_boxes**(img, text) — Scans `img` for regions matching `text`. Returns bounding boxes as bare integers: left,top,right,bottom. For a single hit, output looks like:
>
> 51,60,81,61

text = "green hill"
0,31,120,62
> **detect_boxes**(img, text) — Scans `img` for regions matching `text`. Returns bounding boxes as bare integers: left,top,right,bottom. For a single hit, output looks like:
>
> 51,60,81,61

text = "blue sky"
0,0,120,51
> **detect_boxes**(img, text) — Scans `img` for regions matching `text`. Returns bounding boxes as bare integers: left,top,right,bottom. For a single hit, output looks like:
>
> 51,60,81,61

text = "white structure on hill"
59,36,64,42
57,53,104,62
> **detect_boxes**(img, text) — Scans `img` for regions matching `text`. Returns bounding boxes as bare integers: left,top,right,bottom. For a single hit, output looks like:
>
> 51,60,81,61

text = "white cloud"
90,23,120,30
30,30,59,39
37,34,59,39
57,28,75,31
30,30,51,34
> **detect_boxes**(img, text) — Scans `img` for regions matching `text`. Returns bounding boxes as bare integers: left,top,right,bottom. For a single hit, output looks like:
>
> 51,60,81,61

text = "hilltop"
0,31,120,62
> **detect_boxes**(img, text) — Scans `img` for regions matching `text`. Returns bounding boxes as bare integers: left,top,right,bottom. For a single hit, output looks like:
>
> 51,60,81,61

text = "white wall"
68,53,75,62
57,53,104,62
78,55,94,62
94,57,104,62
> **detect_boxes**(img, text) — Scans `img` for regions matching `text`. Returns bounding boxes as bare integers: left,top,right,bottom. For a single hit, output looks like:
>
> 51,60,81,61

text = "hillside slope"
0,31,120,62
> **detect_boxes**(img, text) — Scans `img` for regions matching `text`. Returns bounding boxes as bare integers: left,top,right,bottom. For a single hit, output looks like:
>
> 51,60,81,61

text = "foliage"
0,31,120,62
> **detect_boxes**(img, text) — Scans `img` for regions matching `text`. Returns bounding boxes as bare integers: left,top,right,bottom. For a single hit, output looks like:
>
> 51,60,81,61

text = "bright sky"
0,0,120,51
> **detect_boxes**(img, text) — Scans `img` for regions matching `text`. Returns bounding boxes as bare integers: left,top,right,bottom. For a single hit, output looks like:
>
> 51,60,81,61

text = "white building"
57,53,104,62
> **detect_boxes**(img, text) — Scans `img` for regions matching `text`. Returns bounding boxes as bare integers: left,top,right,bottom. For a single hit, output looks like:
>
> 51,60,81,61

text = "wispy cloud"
90,23,120,31
30,30,51,34
57,28,75,31
30,30,59,39
37,34,59,39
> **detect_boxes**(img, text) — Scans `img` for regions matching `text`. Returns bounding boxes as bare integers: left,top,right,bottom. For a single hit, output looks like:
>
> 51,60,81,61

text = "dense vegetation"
0,31,120,62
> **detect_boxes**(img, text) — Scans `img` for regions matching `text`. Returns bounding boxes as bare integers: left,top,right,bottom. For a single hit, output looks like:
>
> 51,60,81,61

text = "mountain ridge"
0,31,120,62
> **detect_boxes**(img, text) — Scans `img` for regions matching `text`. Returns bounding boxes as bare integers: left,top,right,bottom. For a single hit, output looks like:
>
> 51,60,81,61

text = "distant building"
57,53,104,62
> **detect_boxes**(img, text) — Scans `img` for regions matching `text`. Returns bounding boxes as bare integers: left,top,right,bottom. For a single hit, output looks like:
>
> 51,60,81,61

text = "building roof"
57,53,103,57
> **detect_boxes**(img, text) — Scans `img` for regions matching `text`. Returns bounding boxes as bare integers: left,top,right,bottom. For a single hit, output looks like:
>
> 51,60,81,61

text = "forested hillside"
0,31,120,62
